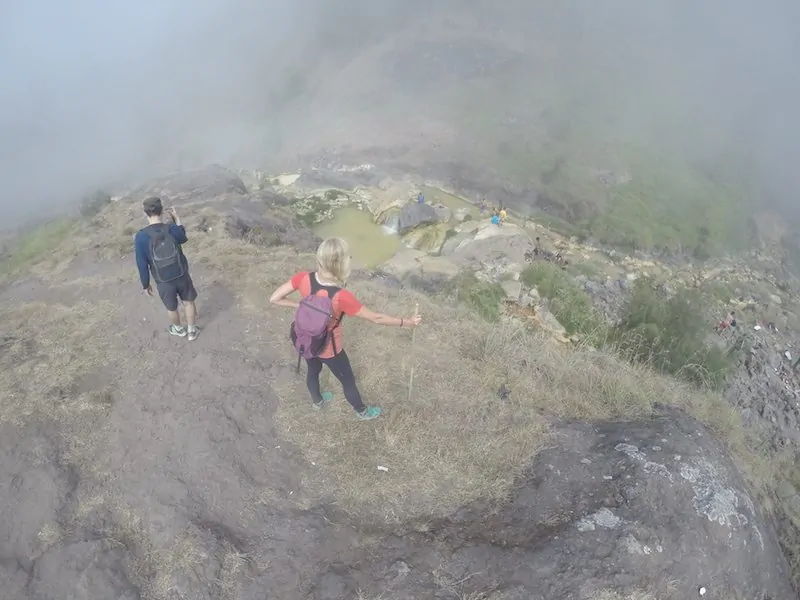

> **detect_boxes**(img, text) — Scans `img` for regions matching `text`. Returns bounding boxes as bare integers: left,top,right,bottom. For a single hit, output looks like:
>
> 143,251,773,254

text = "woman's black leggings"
305,350,366,413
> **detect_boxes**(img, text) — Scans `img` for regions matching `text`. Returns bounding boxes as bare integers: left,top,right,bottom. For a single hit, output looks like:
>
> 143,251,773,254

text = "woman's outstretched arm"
353,306,421,328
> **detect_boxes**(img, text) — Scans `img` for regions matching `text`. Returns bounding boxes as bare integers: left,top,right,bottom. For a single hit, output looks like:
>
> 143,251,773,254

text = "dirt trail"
0,254,363,598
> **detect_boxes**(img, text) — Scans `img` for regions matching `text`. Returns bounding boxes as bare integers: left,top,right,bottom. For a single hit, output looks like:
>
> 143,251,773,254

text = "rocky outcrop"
381,248,461,279
132,164,248,205
346,407,794,600
444,221,531,283
431,203,452,223
224,203,320,252
578,274,630,322
725,326,800,453
311,179,412,223
396,201,440,234
401,223,451,252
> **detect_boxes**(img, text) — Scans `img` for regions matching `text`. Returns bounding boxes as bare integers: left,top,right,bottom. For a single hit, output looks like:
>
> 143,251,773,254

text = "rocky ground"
0,165,797,599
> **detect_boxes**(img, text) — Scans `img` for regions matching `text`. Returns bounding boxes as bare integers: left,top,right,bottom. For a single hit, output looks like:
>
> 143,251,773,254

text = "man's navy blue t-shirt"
134,223,188,288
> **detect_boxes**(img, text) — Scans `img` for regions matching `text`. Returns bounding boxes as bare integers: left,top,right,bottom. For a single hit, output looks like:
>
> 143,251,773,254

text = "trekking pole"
407,302,419,403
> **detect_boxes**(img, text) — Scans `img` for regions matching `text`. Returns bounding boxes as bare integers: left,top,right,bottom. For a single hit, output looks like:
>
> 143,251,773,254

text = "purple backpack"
289,273,343,372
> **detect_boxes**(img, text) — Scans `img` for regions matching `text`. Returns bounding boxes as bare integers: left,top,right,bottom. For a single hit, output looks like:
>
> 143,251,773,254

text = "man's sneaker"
356,406,381,421
168,325,187,337
187,326,200,341
311,391,334,411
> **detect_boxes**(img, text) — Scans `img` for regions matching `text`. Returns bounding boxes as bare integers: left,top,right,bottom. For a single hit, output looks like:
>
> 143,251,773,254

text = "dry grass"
0,300,119,434
590,592,657,600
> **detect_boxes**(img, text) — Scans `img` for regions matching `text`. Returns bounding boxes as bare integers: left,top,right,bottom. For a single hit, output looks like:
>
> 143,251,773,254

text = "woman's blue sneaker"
356,406,381,421
312,392,334,411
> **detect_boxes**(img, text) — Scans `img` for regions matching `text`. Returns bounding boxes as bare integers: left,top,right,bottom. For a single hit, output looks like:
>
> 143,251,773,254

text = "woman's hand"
405,314,422,327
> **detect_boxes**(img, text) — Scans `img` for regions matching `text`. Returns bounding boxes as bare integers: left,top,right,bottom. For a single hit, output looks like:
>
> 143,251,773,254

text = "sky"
0,0,302,222
0,0,798,223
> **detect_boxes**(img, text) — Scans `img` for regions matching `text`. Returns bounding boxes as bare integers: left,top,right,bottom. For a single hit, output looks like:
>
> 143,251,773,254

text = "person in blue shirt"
134,197,200,340
417,192,425,204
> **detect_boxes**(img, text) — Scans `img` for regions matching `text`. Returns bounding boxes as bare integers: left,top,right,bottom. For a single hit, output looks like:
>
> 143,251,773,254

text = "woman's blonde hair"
316,237,351,286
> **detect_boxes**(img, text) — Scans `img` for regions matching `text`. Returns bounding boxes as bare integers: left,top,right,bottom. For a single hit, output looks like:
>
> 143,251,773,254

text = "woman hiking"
269,237,422,420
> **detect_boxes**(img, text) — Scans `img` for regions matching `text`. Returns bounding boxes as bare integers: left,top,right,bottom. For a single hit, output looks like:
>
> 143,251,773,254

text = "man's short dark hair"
143,196,163,217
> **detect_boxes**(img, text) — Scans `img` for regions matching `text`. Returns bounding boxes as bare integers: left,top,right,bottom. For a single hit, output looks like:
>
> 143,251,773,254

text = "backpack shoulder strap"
145,224,171,244
309,272,341,299
309,272,322,295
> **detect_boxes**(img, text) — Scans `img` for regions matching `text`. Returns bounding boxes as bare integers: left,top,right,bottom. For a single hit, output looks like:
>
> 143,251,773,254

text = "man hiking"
134,196,200,341
269,237,421,420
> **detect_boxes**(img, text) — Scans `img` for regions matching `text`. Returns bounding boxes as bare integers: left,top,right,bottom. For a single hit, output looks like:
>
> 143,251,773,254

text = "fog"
1,0,799,224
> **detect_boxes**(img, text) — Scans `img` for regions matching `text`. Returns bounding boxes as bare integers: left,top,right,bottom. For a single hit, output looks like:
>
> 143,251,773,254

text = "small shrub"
291,195,329,227
446,273,506,322
79,190,111,217
611,279,732,388
521,263,606,342
324,189,345,201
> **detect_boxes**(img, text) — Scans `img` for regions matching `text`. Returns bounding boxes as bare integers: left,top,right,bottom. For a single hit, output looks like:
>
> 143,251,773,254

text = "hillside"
0,165,797,599
262,1,797,261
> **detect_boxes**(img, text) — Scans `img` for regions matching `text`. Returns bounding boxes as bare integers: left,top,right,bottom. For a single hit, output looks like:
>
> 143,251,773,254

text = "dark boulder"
224,205,319,253
133,164,247,206
347,406,795,600
396,202,439,234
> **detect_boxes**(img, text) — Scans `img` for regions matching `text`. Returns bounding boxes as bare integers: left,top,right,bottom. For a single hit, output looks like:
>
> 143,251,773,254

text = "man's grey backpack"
146,224,185,283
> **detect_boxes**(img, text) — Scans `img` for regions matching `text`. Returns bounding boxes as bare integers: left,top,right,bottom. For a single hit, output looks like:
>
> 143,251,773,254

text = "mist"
1,0,799,226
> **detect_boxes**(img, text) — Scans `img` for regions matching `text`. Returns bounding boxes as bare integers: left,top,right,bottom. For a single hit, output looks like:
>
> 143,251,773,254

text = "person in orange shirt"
269,237,422,420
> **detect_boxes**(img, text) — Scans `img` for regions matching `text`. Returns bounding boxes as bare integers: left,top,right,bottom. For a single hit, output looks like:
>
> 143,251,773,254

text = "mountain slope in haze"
271,1,794,258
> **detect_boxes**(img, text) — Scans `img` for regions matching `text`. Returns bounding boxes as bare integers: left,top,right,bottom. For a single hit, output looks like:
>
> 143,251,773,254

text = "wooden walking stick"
407,302,419,403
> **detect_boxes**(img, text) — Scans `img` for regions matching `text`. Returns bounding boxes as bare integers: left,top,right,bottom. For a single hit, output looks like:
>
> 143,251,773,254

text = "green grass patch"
437,75,756,257
291,195,330,227
79,190,111,218
0,219,77,276
699,281,738,304
611,279,733,389
446,272,506,322
521,262,607,343
565,260,603,279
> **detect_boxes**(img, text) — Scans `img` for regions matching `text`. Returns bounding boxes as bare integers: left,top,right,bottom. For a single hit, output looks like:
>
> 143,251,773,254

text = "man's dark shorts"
156,274,198,311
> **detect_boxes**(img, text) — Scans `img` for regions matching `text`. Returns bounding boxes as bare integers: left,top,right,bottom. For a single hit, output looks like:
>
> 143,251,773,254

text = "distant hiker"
714,311,735,335
499,207,507,223
417,192,425,204
491,214,501,226
134,197,200,341
534,237,541,256
269,237,421,421
479,199,487,214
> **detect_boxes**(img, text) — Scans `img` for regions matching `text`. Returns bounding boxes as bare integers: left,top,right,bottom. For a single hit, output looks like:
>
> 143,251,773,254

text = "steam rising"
1,0,799,223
